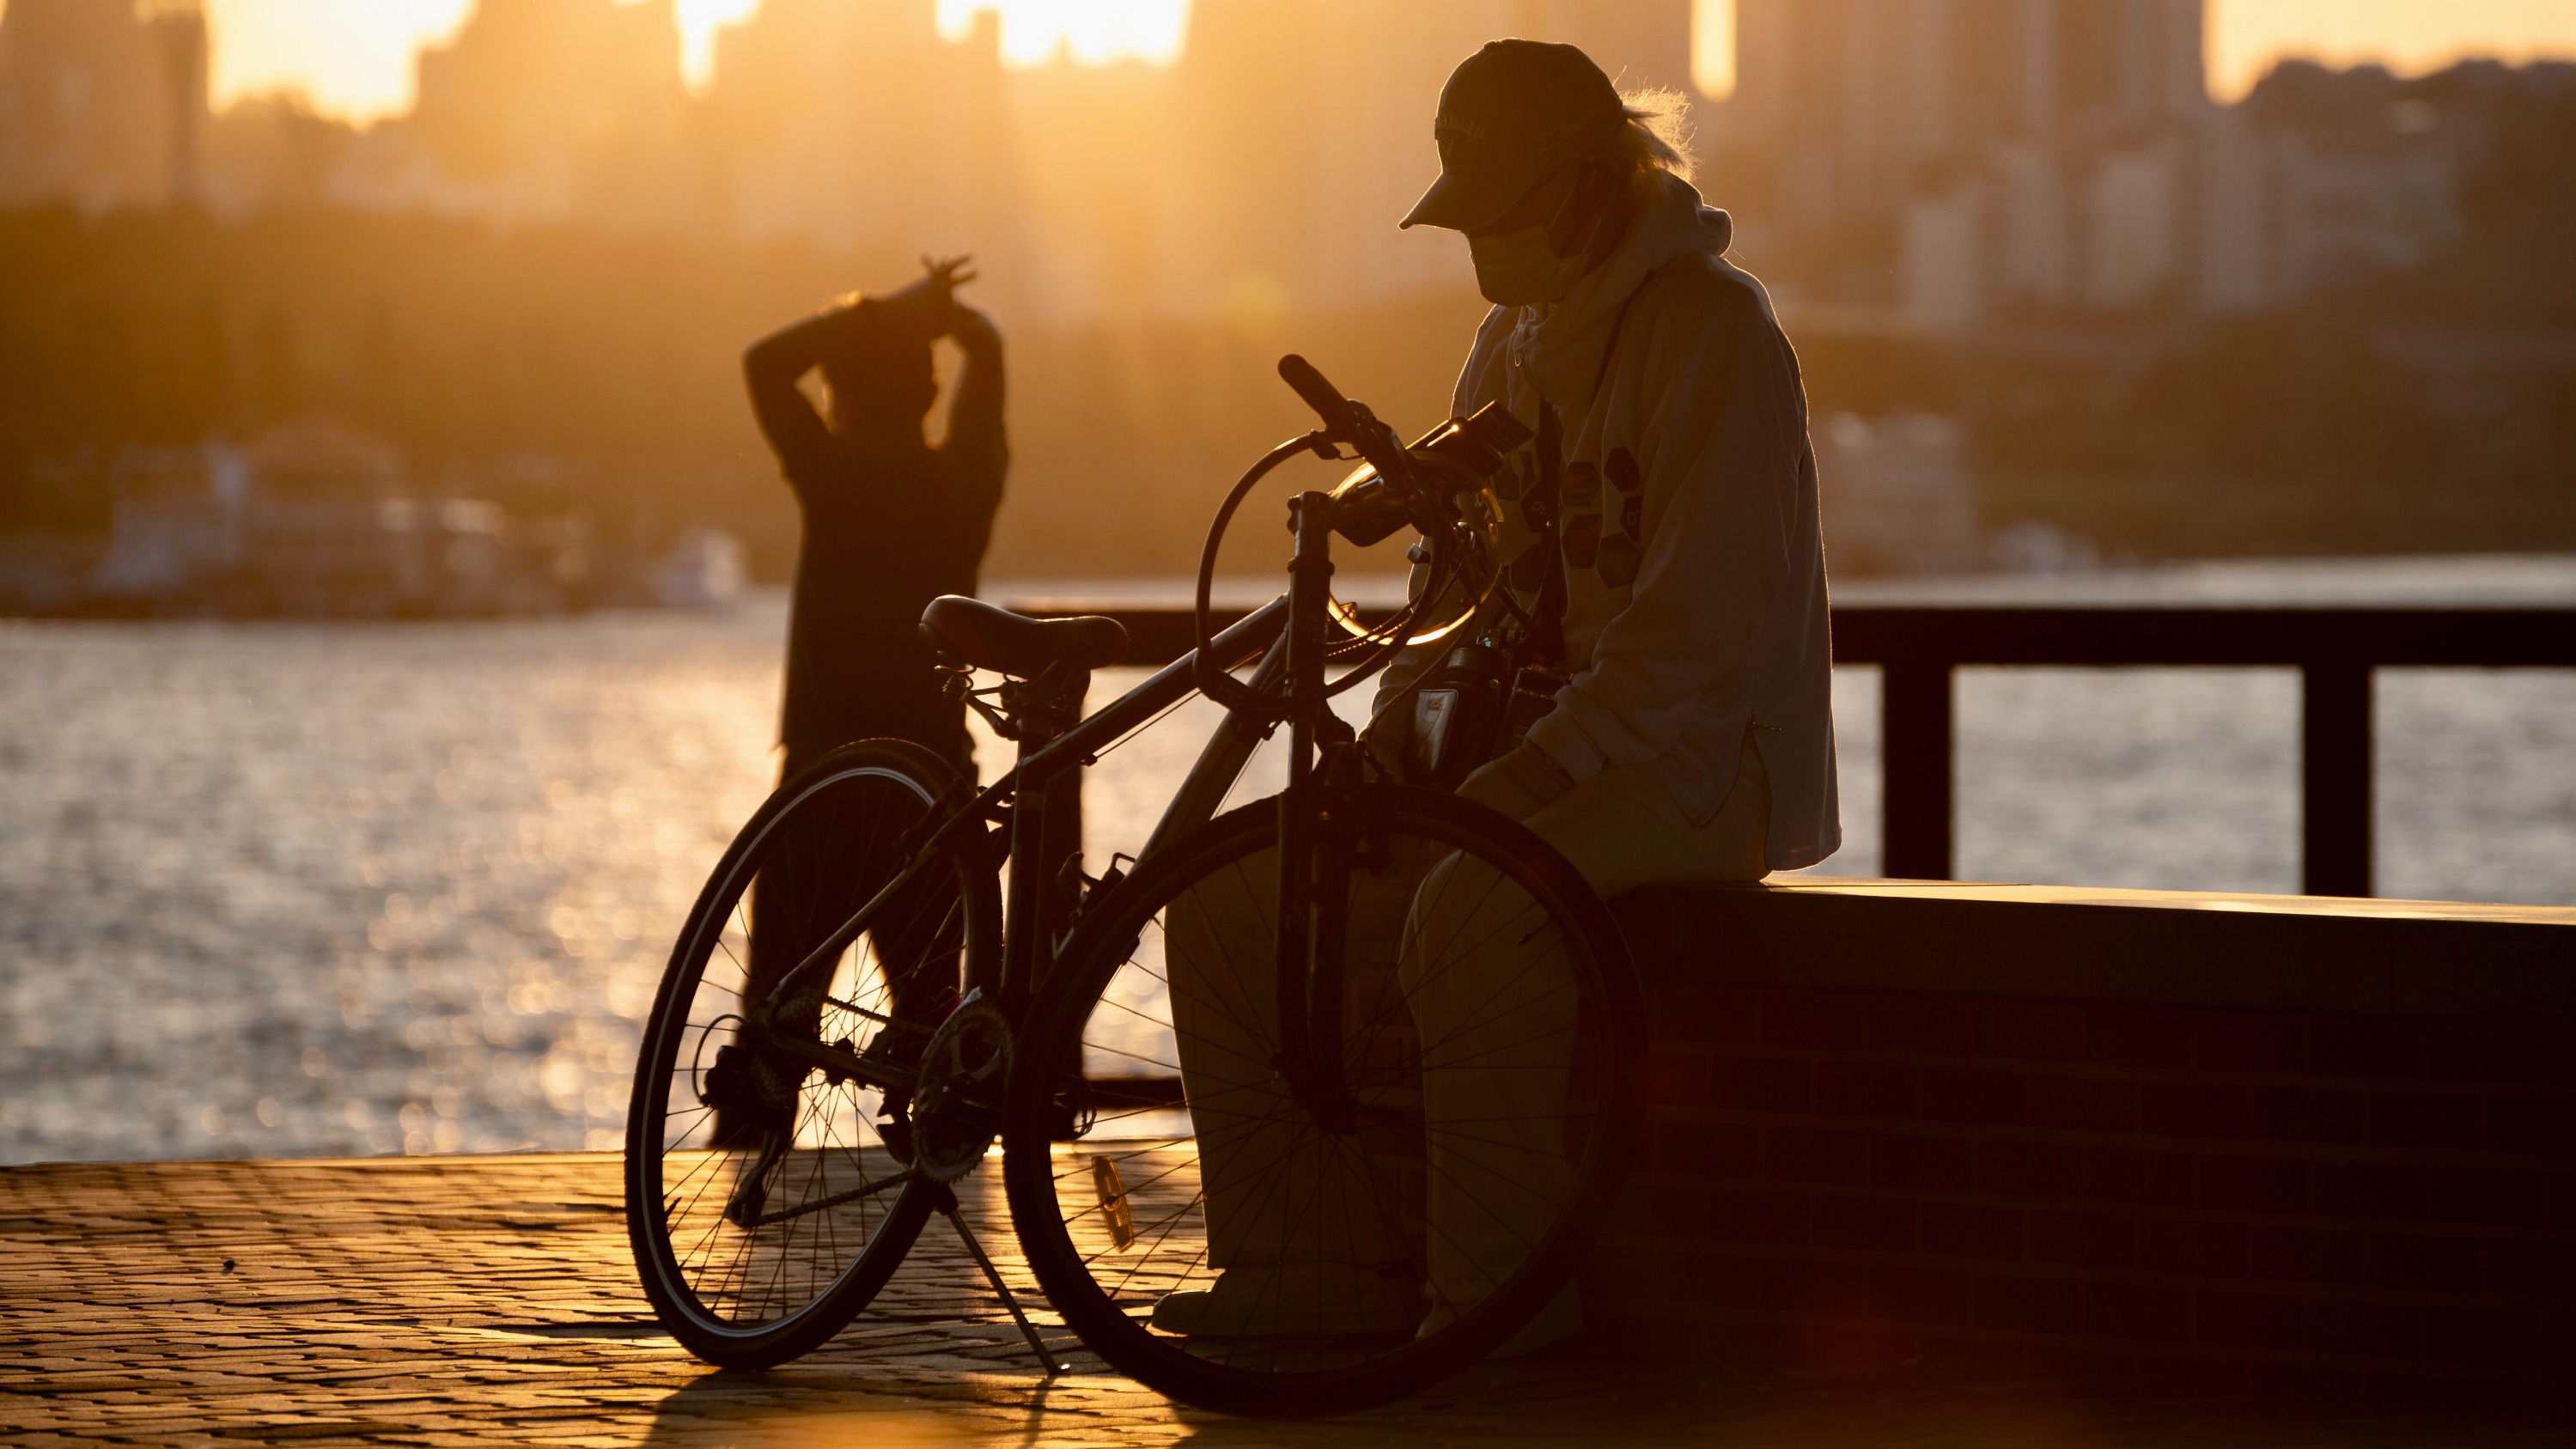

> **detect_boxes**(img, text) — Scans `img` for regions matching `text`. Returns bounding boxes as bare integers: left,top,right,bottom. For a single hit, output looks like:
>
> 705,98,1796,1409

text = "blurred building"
336,0,699,229
2195,60,2537,312
707,1,1007,256
1709,1,2576,328
700,0,1694,323
6,0,2534,334
1714,0,2213,326
198,92,359,213
0,0,207,210
0,0,1693,320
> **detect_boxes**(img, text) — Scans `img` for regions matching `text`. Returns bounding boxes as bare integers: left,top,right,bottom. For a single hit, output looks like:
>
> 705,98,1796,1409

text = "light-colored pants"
1166,734,1770,1337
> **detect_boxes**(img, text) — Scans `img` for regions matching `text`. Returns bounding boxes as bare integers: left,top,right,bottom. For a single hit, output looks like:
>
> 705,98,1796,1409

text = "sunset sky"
46,0,2576,122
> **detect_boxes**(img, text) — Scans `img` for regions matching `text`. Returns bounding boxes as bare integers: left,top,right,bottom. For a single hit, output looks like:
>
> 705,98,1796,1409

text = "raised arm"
742,301,860,478
938,305,1008,542
942,307,1006,459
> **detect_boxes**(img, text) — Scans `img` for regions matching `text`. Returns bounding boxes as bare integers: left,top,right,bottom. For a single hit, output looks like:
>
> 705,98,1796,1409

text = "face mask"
1467,224,1591,307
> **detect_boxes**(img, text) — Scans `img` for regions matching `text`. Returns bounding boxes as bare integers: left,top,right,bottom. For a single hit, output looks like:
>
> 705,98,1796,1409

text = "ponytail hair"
1609,86,1696,189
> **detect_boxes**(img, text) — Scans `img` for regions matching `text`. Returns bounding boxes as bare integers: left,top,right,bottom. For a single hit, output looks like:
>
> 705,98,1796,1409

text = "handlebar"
1276,354,1417,496
1194,352,1525,722
1276,354,1359,439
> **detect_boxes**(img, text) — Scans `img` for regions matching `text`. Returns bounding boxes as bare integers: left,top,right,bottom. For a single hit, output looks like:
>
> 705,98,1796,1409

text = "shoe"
1148,1270,1420,1338
1414,1281,1583,1358
1149,1289,1229,1336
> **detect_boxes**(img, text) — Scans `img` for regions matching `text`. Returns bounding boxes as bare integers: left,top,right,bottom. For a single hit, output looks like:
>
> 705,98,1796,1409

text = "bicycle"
624,356,1647,1417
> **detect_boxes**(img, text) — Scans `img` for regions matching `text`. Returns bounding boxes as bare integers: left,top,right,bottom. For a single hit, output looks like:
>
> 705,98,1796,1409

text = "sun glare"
937,0,1191,68
201,0,472,119
2210,0,2576,99
675,0,761,92
166,0,2576,122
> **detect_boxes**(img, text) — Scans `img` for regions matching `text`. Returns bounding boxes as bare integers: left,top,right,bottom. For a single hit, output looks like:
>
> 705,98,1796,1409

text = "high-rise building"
0,0,208,210
1714,0,2211,323
0,0,1687,321
340,0,697,228
707,0,1008,258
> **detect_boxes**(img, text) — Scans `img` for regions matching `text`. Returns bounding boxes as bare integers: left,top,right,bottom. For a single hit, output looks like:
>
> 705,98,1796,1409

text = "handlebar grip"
1277,354,1357,437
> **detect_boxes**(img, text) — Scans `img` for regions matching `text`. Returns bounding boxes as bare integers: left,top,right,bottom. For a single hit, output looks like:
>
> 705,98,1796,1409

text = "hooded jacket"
1379,171,1841,869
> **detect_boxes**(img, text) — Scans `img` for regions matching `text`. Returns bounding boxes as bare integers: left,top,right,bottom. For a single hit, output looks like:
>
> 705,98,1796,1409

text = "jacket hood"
1513,171,1732,411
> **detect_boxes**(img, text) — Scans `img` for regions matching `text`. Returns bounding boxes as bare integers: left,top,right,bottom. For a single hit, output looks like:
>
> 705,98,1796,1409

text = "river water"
4,557,2572,1165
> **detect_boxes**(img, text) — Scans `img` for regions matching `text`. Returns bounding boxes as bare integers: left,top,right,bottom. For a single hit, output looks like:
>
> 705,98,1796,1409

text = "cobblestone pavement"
3,1154,2565,1447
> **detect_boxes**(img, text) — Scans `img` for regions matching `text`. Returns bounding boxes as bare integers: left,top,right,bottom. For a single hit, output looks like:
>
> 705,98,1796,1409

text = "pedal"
1092,1155,1136,1250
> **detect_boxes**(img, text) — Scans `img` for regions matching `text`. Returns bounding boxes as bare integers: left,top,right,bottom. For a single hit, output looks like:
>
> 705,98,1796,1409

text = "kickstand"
932,1183,1069,1376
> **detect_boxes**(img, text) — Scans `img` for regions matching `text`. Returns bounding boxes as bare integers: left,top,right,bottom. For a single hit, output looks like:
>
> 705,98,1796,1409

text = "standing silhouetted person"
727,259,1004,1151
744,256,1005,780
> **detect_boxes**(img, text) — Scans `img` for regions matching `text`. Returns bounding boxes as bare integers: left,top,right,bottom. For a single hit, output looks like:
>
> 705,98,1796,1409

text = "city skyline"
18,0,2574,122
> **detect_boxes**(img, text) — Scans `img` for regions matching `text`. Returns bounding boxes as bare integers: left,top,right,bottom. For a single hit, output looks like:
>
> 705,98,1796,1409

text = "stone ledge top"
1616,878,2576,1020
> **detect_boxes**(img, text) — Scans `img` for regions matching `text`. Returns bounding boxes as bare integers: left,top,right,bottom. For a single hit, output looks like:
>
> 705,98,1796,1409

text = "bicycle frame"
752,356,1454,1099
752,594,1298,1044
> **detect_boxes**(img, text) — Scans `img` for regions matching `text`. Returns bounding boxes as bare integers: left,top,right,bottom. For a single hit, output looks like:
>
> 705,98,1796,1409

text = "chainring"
906,995,1012,1183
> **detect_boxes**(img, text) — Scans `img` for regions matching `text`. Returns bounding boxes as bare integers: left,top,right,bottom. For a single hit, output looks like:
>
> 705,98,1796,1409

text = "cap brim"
1399,167,1526,232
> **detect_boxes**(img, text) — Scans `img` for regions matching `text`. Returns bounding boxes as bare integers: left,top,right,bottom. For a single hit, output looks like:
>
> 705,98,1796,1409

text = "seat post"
1002,738,1048,1020
1001,725,1086,1020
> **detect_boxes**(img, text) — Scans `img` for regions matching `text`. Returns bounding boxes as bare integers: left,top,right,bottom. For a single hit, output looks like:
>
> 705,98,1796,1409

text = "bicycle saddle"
919,596,1129,677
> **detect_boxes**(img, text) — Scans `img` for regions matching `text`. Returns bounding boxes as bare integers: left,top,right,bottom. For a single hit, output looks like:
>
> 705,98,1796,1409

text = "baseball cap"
1400,39,1628,232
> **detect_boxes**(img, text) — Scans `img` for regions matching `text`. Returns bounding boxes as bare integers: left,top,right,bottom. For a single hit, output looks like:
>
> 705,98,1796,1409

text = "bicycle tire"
626,739,999,1368
1001,785,1642,1416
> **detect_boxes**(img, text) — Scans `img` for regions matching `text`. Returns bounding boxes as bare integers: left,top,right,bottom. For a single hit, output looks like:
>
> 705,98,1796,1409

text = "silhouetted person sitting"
744,255,1006,781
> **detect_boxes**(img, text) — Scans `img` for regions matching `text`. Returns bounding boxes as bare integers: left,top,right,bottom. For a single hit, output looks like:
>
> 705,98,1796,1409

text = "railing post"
2301,661,2373,898
1881,658,1955,880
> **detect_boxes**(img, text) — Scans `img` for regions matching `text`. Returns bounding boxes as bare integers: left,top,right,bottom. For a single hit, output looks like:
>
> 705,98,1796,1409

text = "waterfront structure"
83,419,598,617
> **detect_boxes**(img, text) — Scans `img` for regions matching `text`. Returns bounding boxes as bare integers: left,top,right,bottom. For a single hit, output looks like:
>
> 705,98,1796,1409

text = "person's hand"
1454,741,1575,823
874,254,977,341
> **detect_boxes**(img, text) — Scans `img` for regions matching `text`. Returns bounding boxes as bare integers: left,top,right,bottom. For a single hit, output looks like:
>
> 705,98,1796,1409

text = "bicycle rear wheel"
1002,785,1641,1416
626,739,999,1368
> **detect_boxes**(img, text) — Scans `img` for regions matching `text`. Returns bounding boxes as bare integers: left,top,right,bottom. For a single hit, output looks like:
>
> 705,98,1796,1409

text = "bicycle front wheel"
626,739,998,1368
1002,786,1641,1416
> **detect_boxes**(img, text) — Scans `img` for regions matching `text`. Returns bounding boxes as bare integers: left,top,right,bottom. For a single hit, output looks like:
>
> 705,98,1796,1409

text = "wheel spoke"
1008,792,1638,1413
628,747,987,1365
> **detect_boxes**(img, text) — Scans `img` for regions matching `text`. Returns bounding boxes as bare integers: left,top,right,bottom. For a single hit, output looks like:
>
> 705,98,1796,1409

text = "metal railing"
1011,600,2576,898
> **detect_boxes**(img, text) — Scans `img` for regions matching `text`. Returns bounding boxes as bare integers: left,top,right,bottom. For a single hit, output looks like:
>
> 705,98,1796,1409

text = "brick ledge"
1617,880,2576,1020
